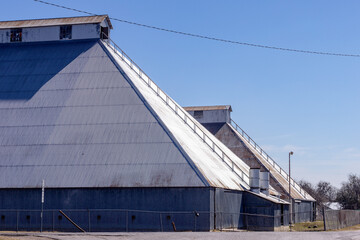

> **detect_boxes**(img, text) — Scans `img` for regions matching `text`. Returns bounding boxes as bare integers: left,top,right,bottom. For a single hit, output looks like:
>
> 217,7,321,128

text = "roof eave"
0,15,113,30
183,105,232,112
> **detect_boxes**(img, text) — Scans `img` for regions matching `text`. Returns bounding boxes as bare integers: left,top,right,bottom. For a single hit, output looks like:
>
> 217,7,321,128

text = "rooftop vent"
260,171,270,196
249,168,260,194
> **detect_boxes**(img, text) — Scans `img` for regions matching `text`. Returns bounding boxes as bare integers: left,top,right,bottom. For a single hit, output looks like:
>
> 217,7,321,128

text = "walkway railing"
101,37,249,187
230,119,307,198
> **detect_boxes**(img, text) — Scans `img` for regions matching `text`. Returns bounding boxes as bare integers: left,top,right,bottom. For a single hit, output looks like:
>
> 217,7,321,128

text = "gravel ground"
1,231,360,240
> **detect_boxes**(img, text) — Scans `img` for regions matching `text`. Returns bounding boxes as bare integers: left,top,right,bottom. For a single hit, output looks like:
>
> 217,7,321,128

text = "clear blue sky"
1,0,359,188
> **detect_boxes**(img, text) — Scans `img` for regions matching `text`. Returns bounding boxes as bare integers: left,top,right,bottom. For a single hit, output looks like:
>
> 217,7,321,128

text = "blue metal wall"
294,200,315,223
243,192,289,230
211,188,244,230
0,187,211,231
0,187,291,231
210,189,288,231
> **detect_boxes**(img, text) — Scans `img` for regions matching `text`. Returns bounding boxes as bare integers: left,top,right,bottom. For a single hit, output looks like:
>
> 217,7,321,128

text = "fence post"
194,213,196,232
126,210,128,232
160,213,163,232
245,213,248,231
16,210,19,232
88,210,91,232
221,212,224,231
273,215,275,231
322,207,327,231
232,213,234,231
52,210,54,232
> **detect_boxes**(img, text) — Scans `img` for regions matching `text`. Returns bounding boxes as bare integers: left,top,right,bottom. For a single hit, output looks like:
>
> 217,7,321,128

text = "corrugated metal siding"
0,15,112,29
0,40,205,188
0,188,212,231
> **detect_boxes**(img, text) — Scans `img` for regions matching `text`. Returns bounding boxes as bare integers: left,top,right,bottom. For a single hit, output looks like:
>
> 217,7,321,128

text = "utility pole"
289,151,293,227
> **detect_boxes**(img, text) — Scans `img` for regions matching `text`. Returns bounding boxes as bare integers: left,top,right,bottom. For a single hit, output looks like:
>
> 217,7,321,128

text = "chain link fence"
2,208,359,231
0,209,317,232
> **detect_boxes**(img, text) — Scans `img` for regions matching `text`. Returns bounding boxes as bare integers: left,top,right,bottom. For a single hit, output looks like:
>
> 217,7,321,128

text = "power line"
34,0,360,57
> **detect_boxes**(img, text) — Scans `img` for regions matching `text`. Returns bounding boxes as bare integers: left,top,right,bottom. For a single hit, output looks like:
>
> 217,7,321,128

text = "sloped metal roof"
246,190,290,204
0,15,113,30
0,40,204,188
0,38,253,190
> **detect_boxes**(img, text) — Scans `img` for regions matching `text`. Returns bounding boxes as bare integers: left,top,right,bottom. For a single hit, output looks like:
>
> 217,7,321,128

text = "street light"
289,151,294,226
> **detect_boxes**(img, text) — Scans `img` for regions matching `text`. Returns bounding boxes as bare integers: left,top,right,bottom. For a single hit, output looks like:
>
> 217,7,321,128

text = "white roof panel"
103,42,251,191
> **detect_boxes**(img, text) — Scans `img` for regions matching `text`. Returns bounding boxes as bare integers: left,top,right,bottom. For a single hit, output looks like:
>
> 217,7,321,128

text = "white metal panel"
0,29,9,43
72,24,100,40
22,26,59,42
0,23,101,43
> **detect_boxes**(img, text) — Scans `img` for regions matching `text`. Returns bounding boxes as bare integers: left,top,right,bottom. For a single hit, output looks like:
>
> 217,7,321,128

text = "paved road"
1,231,360,240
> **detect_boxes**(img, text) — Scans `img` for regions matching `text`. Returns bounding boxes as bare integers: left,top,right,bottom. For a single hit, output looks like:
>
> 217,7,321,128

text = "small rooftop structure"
0,15,113,29
183,105,232,112
0,15,112,43
183,105,232,124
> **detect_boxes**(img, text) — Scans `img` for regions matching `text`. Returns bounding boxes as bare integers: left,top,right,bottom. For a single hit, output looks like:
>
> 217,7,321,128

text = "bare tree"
299,180,316,198
299,180,337,208
316,181,337,203
336,174,360,210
